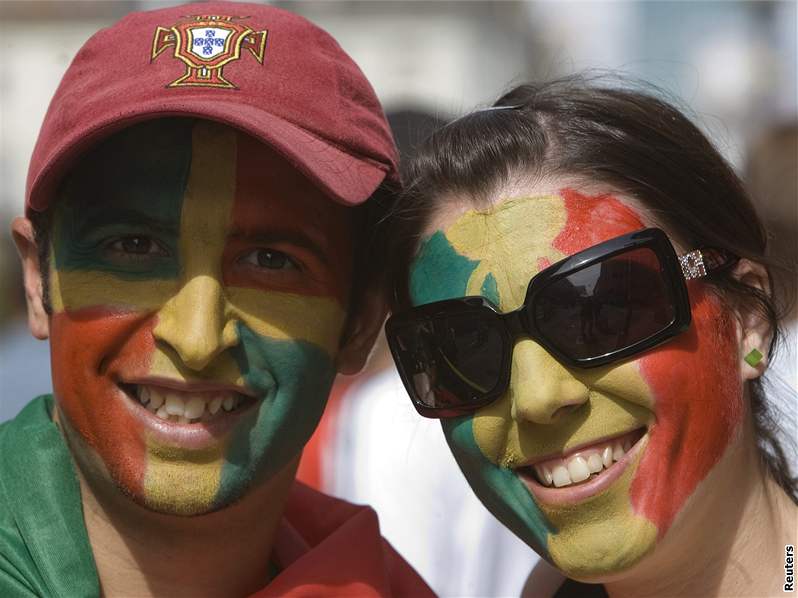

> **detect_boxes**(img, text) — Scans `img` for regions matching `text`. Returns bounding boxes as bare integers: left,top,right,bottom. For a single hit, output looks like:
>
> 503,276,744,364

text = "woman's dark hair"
382,74,797,502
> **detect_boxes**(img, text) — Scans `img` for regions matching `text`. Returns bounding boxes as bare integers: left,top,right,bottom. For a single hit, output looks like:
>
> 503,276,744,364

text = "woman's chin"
530,446,660,581
543,523,657,582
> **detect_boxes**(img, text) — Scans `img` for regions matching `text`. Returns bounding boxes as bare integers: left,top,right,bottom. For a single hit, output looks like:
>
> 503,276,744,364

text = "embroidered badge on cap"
151,15,267,89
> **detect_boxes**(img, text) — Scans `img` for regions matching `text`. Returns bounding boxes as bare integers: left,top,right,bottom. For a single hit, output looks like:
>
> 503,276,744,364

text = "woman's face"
408,186,746,579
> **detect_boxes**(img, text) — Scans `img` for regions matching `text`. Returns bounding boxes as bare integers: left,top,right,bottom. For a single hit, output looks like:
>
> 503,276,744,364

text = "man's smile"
515,427,648,504
116,379,265,450
123,380,255,421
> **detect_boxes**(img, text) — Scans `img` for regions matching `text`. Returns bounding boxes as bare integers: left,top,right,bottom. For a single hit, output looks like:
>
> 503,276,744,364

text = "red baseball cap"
26,1,398,213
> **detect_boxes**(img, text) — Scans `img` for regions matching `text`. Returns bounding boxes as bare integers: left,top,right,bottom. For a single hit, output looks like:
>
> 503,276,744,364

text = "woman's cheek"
441,415,555,560
631,286,744,536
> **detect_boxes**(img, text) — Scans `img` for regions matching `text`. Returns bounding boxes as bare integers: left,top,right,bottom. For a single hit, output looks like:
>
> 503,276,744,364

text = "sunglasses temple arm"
678,248,740,280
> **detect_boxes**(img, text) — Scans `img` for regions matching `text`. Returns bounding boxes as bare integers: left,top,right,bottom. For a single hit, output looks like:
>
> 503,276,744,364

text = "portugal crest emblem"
151,15,267,89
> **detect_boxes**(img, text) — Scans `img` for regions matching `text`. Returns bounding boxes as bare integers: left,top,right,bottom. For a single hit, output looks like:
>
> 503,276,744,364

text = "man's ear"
11,216,50,340
732,259,772,381
335,286,388,375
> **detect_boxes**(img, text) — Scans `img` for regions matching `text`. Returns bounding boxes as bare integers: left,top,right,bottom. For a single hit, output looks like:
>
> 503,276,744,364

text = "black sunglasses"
385,228,737,418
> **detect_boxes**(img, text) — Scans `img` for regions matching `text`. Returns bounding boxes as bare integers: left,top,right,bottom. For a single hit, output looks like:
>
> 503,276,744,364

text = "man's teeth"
135,386,244,423
532,434,637,488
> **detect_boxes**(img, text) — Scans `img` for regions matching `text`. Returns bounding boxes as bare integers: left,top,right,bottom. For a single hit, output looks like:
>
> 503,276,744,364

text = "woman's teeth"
135,385,245,423
530,431,641,488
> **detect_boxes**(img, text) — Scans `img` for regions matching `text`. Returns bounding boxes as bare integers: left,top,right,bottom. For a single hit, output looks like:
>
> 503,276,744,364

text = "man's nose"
153,274,239,371
509,339,590,424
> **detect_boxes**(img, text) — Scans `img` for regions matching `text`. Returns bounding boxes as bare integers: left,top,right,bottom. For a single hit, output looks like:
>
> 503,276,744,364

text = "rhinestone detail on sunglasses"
679,250,706,280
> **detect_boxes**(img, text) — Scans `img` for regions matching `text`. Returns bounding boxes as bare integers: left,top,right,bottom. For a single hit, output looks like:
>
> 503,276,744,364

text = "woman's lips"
117,381,261,450
515,428,647,505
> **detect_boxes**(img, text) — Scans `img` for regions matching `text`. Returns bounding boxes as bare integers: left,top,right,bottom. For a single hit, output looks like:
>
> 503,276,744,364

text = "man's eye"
108,236,167,256
240,249,298,270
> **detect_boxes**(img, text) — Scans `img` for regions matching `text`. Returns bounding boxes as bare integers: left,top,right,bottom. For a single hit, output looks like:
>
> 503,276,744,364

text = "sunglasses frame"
386,228,695,418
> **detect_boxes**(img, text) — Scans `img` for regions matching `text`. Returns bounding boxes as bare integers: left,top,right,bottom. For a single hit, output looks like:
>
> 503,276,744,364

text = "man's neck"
76,457,299,598
605,418,796,598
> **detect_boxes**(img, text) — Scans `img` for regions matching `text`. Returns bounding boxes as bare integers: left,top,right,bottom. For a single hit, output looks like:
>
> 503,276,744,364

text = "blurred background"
1,1,796,596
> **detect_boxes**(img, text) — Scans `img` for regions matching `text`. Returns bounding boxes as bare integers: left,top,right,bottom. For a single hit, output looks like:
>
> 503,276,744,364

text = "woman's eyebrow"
227,228,331,266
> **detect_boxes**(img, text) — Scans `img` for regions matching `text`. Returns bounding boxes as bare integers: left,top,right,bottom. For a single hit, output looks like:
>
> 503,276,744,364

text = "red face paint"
632,289,741,535
50,308,156,498
552,188,744,537
224,133,354,304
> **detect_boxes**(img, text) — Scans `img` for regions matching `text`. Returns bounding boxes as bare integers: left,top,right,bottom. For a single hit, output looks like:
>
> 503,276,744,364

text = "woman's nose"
509,339,590,424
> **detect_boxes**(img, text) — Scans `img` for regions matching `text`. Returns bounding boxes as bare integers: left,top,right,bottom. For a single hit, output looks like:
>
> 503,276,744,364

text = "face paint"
409,189,744,578
49,119,352,515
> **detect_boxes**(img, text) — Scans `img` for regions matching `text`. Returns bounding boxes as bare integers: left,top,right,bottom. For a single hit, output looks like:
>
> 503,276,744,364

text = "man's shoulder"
0,395,99,597
0,394,53,434
0,396,58,597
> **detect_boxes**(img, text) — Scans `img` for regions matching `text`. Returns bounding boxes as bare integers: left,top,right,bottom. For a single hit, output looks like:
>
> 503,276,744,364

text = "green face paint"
409,222,554,558
217,325,337,507
53,120,190,279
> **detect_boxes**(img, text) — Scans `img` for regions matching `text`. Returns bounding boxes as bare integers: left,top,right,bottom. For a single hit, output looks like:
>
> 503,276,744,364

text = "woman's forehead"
422,186,652,255
409,188,652,311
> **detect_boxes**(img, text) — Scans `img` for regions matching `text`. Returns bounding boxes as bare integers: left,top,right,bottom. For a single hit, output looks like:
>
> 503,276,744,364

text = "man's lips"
116,379,262,450
120,379,256,424
514,427,647,505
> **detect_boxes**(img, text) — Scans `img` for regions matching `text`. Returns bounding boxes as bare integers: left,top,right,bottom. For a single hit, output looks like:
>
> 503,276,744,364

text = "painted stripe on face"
52,119,190,278
555,190,745,541
142,122,346,514
537,446,657,578
215,324,337,507
49,308,156,501
631,286,742,536
441,415,554,559
142,122,238,512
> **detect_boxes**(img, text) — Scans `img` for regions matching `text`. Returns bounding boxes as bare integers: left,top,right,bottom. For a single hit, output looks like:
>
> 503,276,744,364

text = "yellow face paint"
538,444,657,577
48,118,353,515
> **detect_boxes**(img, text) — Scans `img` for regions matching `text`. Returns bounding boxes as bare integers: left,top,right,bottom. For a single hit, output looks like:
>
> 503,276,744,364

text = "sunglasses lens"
534,247,676,361
391,312,505,409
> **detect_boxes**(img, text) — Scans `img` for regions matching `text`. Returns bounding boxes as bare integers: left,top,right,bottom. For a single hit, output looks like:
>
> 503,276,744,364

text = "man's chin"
133,488,238,517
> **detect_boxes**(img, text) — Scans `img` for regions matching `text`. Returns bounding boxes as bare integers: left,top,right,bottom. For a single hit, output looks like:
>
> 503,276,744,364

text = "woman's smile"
515,427,647,503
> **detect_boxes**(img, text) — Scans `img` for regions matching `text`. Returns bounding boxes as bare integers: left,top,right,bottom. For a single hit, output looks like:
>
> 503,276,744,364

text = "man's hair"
29,207,53,314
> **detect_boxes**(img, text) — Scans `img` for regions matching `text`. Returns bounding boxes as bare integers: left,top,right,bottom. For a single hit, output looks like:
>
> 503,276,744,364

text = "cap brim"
27,97,391,213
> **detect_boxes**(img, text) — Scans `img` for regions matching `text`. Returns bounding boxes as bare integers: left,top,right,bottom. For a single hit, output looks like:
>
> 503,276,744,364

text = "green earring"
744,348,763,367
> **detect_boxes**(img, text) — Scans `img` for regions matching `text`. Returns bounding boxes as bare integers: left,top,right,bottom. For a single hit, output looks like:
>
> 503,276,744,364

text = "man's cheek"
50,307,155,497
631,287,743,536
49,257,179,313
210,323,338,507
209,292,345,505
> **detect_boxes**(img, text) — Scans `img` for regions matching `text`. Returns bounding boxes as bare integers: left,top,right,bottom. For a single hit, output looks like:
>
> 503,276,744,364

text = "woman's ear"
11,216,50,340
732,259,772,381
335,286,388,375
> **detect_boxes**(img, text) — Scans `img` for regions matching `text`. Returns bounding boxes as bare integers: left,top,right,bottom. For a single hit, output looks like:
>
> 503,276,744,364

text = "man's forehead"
57,118,347,237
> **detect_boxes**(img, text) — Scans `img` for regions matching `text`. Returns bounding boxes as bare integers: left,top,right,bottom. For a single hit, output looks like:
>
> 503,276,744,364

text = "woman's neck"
605,418,796,598
77,456,299,598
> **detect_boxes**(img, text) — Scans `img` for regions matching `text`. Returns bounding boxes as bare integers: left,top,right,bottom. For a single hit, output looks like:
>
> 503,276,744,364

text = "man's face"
409,188,744,579
46,119,353,515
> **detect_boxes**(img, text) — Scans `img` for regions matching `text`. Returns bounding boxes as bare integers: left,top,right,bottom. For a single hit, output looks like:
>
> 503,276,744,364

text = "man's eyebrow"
75,208,180,236
228,228,331,266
